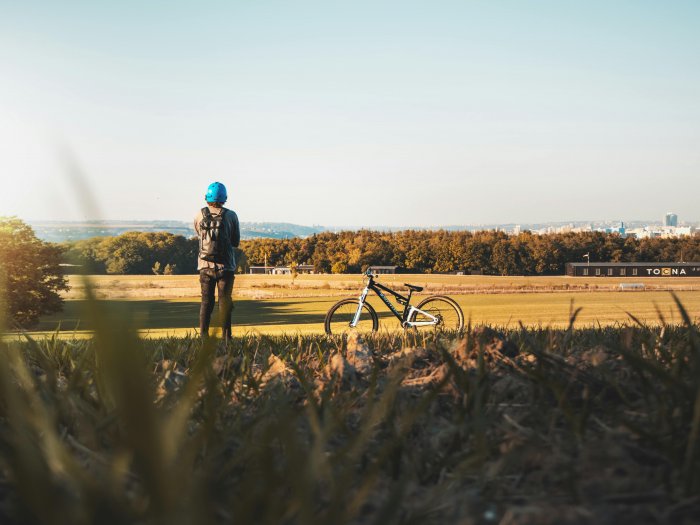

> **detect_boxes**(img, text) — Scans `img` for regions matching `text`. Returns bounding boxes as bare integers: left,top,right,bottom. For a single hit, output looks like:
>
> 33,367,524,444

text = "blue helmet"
205,182,227,203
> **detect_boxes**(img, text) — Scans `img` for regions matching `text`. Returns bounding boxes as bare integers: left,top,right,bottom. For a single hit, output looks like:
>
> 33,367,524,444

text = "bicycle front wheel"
324,299,378,335
410,295,464,331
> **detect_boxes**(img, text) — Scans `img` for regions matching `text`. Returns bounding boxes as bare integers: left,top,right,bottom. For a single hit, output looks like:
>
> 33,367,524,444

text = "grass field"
20,274,700,338
62,273,700,300
4,276,700,522
4,318,700,522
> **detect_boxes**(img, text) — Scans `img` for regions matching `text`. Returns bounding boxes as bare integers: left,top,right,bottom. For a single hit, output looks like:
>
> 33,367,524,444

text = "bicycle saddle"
404,283,423,292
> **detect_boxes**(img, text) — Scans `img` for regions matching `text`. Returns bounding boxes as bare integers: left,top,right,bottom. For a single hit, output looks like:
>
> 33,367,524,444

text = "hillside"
28,220,326,242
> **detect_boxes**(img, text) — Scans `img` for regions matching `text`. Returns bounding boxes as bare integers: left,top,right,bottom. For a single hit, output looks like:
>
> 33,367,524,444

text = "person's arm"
231,212,240,248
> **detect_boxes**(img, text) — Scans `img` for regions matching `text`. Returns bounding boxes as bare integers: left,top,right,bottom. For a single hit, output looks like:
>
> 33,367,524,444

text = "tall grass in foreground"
1,292,700,523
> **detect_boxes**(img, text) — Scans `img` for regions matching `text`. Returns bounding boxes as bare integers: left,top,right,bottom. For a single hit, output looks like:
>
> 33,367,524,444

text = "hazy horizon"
2,1,699,225
24,215,694,230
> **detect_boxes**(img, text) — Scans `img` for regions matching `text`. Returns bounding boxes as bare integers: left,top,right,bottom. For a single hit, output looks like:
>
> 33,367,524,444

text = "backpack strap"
201,207,211,219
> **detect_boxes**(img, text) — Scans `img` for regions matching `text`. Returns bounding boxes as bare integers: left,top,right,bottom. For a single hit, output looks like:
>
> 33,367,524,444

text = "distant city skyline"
1,1,699,225
26,213,698,244
21,212,700,231
27,215,697,226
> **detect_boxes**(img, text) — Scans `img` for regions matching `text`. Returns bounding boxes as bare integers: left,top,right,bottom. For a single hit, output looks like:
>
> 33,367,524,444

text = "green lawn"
19,290,700,338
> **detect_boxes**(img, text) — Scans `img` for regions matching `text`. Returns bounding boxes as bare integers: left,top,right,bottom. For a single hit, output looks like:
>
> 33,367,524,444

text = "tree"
234,248,248,274
331,261,347,274
98,232,151,274
0,217,69,328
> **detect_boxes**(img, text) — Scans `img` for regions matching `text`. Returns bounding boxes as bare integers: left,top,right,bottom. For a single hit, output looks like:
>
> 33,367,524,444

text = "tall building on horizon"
664,212,678,227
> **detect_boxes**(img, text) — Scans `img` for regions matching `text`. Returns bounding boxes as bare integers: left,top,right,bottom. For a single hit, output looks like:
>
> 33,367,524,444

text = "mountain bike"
324,269,464,335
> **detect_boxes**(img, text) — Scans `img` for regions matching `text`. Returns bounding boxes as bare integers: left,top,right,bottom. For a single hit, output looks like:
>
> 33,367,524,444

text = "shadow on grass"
31,298,397,332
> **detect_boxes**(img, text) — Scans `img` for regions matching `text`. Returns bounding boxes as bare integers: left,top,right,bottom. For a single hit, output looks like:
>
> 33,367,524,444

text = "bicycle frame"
351,275,439,328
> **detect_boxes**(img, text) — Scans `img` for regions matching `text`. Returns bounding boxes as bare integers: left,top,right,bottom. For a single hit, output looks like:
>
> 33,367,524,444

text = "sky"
0,0,698,227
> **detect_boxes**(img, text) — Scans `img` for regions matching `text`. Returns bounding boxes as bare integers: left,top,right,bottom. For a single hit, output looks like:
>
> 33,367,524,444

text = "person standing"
194,182,240,341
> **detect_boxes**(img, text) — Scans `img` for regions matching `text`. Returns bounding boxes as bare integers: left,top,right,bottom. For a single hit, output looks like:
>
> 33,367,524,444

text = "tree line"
62,232,200,274
62,229,700,276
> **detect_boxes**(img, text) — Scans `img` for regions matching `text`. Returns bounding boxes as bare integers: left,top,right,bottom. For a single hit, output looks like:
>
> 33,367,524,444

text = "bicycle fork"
351,286,370,327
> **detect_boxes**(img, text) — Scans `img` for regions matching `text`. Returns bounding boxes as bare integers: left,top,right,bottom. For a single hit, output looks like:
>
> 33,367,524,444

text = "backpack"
199,207,227,263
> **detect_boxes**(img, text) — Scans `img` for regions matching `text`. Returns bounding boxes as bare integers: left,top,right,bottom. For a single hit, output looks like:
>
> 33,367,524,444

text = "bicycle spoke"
325,299,378,335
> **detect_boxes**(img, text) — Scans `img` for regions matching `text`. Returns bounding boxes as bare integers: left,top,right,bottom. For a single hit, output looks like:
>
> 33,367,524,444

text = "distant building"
664,212,679,227
619,283,646,290
670,227,693,237
270,264,315,275
566,262,700,277
368,265,398,274
58,263,83,275
603,222,626,236
249,266,275,274
626,225,695,239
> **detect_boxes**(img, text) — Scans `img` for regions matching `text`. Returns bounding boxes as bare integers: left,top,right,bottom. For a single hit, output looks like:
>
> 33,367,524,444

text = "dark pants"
199,269,235,340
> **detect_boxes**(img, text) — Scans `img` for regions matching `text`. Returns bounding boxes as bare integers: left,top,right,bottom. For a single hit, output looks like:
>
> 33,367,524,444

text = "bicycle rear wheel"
409,295,464,331
324,299,378,335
